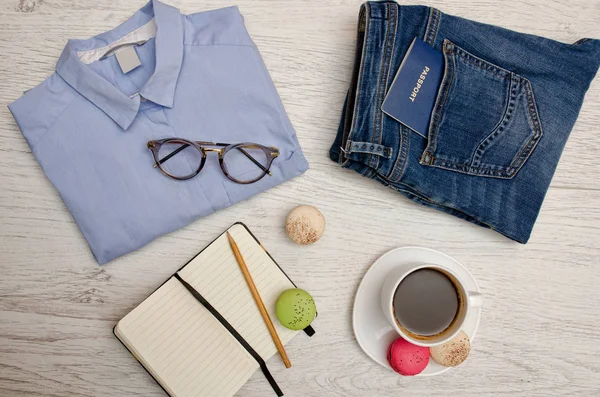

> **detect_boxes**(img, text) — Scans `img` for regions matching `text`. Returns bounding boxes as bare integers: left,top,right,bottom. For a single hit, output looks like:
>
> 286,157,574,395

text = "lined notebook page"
178,224,299,361
115,277,258,397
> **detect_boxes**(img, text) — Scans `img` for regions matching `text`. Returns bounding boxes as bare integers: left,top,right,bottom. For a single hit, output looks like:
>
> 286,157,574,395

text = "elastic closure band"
174,273,284,397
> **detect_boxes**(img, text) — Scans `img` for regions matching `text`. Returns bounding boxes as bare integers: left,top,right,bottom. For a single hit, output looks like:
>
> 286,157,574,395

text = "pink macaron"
387,337,430,376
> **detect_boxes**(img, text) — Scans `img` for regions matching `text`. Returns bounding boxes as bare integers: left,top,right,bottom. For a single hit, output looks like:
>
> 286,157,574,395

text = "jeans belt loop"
345,140,393,159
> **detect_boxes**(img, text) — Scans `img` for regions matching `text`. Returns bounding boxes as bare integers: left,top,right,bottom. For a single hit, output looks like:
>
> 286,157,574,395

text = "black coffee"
392,268,459,336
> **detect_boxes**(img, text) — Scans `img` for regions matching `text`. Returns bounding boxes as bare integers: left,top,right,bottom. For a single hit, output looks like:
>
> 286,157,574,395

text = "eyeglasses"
147,138,280,184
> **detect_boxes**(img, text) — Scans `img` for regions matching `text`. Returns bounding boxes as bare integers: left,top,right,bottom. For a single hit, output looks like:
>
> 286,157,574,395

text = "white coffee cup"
380,263,483,347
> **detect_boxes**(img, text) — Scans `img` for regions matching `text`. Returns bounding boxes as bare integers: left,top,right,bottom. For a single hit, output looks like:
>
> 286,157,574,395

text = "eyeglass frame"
147,138,280,184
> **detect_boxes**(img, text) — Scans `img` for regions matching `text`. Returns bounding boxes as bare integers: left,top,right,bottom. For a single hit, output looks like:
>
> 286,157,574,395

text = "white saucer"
352,247,481,376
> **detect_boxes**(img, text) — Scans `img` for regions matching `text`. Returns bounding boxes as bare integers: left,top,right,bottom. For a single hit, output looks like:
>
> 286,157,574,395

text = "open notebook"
114,223,312,397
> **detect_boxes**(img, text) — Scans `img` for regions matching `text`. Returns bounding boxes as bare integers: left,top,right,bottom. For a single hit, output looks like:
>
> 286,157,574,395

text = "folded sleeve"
8,73,75,150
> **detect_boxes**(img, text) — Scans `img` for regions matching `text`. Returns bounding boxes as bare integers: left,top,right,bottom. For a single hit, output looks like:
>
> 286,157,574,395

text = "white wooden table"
1,0,599,396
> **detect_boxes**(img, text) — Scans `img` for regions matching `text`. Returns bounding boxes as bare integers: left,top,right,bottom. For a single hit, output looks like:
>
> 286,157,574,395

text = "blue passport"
381,38,444,138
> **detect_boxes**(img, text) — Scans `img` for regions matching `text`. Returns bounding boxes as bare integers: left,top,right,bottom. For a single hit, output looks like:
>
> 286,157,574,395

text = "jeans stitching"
342,3,370,168
369,4,392,169
399,125,410,179
384,6,398,134
425,162,515,179
471,75,517,166
350,5,369,135
388,124,410,182
369,9,385,168
425,8,441,45
424,8,435,44
508,78,543,171
433,10,441,43
424,40,455,157
370,3,397,170
451,42,511,78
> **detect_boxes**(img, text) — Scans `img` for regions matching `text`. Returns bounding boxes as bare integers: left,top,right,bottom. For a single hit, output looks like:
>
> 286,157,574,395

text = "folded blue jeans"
330,2,600,243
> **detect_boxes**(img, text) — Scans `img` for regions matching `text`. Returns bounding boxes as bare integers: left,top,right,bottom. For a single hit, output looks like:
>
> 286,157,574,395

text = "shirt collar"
56,0,184,130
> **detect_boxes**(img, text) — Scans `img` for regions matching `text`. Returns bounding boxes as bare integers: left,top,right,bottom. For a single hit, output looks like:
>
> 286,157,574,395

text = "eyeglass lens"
223,145,269,182
157,141,203,179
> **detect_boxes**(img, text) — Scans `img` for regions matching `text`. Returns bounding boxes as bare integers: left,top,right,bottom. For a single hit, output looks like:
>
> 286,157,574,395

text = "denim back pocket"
421,40,543,179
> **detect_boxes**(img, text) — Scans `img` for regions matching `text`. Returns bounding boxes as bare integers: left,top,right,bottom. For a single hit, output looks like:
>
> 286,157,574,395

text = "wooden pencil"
226,231,292,369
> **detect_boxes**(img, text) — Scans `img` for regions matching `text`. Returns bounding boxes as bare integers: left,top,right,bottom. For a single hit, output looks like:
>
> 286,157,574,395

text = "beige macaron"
285,205,325,245
430,330,471,367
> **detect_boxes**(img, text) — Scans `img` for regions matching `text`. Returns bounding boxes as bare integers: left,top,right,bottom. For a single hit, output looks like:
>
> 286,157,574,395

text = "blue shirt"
8,0,308,264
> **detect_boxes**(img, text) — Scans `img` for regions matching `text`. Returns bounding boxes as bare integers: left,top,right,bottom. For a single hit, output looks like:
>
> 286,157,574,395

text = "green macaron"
275,288,316,330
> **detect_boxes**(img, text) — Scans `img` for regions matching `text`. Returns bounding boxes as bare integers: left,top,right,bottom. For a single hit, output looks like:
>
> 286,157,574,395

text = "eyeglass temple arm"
156,143,274,175
235,147,271,175
156,143,189,165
